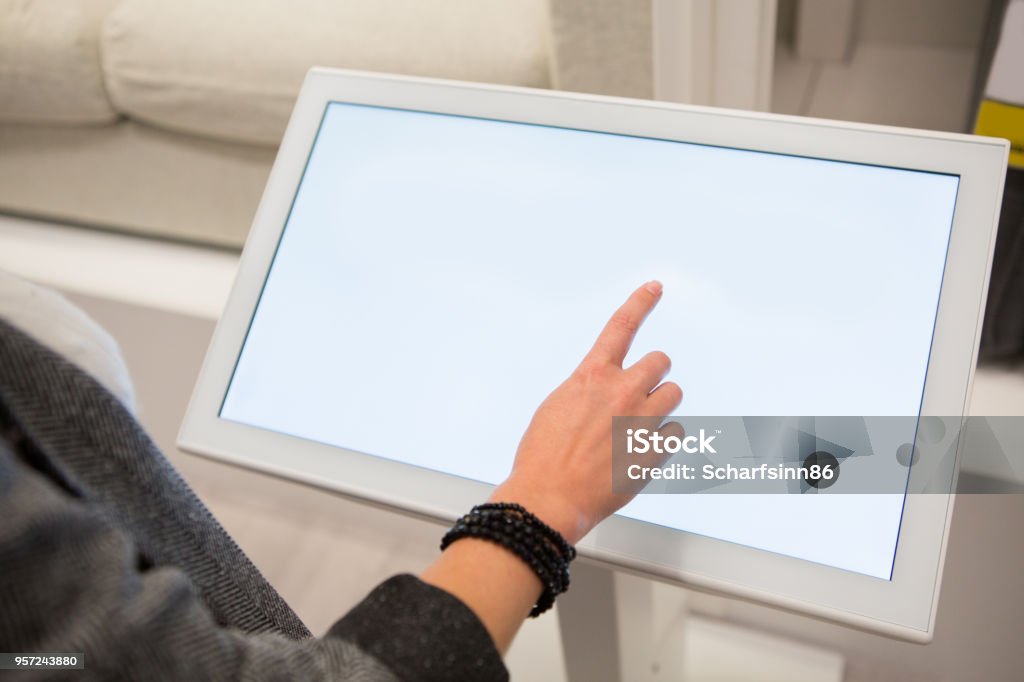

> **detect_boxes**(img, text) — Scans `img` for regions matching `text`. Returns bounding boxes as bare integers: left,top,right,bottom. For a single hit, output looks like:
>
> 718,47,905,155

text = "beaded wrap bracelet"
441,502,577,617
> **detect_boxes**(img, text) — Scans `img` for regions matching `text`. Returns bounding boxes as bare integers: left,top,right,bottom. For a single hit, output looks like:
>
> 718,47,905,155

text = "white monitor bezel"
179,67,1009,642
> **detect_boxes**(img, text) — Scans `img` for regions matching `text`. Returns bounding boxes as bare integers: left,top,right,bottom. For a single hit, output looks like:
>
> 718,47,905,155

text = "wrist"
489,478,588,545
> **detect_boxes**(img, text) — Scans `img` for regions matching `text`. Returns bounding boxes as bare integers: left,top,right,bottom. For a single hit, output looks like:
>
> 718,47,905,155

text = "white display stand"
557,561,845,682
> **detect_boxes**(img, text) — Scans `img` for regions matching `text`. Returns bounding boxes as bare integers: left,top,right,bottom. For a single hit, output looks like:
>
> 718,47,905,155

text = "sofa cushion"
0,0,120,124
101,0,551,147
0,121,273,249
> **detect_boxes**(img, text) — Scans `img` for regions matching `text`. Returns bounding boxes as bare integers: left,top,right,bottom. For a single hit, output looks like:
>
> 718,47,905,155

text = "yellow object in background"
976,100,1024,168
975,0,1024,168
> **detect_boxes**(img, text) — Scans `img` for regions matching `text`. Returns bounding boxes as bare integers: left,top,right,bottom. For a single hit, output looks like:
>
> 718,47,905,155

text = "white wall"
856,0,993,48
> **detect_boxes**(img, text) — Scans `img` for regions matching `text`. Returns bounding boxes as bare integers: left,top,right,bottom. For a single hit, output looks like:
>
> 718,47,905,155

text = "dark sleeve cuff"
327,574,509,682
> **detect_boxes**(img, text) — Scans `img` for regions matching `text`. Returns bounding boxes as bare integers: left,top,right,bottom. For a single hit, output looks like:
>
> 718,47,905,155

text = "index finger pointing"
586,281,663,367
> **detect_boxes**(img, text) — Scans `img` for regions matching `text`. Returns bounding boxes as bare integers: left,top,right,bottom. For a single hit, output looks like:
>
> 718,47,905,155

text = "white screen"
222,103,959,579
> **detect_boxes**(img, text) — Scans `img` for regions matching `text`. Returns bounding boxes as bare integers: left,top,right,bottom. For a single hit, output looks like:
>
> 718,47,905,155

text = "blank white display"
221,103,959,579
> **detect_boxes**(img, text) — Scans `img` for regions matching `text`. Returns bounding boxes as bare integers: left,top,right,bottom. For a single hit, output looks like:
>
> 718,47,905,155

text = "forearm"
420,536,540,654
419,479,585,653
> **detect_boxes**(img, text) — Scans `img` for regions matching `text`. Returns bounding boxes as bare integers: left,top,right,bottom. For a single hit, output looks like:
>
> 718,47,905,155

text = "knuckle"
574,358,608,383
661,421,685,438
648,351,671,370
662,382,683,402
608,388,636,413
609,311,639,336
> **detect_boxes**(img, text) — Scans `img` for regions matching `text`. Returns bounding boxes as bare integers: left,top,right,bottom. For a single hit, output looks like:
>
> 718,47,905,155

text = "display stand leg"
556,562,844,681
557,561,684,682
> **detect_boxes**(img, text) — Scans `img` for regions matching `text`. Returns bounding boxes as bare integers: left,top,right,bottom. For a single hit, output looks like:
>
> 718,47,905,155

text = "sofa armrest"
548,0,653,99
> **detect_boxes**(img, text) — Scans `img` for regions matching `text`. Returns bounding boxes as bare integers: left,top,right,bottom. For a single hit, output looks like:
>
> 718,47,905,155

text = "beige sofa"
0,0,651,248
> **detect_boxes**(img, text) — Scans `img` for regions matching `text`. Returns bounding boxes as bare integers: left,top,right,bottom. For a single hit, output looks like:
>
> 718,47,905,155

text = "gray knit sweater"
0,319,507,681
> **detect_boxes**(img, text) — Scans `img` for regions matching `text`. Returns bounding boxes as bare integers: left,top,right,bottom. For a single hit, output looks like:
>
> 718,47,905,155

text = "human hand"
491,281,683,544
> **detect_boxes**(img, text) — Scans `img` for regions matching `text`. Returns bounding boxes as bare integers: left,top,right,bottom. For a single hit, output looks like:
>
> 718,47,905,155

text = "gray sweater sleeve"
0,317,507,682
0,439,508,682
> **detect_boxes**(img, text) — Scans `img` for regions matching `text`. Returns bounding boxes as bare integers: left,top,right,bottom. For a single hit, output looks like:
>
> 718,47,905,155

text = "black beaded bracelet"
474,502,577,562
441,503,576,617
